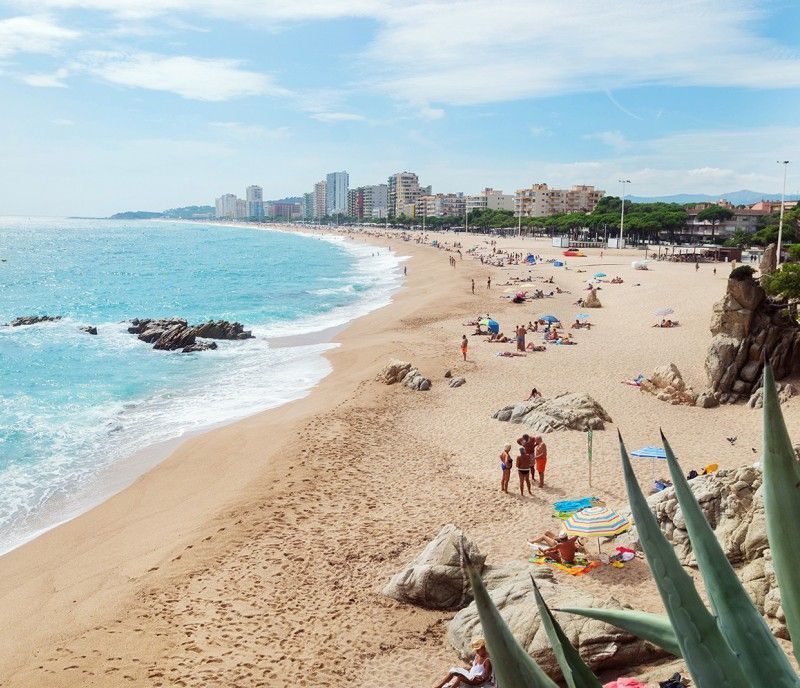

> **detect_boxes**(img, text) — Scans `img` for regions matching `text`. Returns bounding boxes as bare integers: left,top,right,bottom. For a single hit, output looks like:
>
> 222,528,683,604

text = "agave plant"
464,365,800,687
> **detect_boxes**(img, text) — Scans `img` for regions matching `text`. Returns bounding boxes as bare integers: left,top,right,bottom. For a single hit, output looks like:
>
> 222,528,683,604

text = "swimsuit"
517,468,530,474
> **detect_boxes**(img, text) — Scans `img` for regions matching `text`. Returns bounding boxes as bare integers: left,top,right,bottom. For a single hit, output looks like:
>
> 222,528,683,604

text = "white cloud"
209,121,291,140
19,67,70,88
584,130,630,150
75,52,288,101
0,15,79,57
310,112,366,122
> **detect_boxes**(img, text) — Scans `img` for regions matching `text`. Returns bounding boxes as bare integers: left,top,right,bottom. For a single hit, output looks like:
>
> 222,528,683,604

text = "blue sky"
1,0,799,215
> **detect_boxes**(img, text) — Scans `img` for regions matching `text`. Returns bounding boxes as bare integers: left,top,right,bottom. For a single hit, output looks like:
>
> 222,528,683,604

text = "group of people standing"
500,433,548,495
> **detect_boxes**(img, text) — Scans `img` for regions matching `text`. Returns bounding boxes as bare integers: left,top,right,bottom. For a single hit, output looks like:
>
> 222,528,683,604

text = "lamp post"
618,179,631,248
777,161,790,267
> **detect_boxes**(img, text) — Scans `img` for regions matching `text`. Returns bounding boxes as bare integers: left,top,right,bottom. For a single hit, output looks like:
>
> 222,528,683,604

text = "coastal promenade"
0,229,793,686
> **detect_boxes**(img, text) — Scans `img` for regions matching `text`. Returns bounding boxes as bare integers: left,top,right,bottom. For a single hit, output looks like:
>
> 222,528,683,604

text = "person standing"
516,447,533,495
499,444,512,493
460,334,468,362
534,437,547,487
515,324,526,352
487,276,491,289
471,278,475,295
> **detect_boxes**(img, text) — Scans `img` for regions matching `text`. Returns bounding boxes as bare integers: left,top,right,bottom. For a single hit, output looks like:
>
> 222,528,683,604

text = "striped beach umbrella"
564,506,631,557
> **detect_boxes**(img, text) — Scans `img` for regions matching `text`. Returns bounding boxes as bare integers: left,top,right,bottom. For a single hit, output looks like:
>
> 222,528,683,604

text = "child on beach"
460,335,468,361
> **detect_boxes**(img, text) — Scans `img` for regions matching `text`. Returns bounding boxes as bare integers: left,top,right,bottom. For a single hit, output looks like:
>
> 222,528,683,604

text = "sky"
1,0,800,216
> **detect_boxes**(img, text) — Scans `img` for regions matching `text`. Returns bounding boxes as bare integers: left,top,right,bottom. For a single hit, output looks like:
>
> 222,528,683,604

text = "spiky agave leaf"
463,552,559,688
762,363,800,665
557,607,681,658
661,430,799,686
619,433,750,687
530,576,602,688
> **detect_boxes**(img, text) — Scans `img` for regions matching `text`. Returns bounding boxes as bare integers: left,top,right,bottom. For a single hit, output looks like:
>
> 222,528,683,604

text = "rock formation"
493,392,612,432
645,466,786,637
449,377,466,388
639,363,697,406
127,318,251,353
376,359,431,391
80,326,98,335
383,524,485,610
746,382,797,409
7,315,61,326
704,271,800,403
583,287,602,308
760,243,777,277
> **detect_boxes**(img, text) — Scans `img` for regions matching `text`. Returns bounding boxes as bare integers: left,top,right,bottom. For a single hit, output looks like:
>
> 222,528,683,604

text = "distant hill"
269,196,303,205
109,205,215,220
628,190,800,206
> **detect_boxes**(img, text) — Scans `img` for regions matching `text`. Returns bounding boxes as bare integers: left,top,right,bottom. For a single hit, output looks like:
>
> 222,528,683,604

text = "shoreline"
0,222,403,557
1,229,796,686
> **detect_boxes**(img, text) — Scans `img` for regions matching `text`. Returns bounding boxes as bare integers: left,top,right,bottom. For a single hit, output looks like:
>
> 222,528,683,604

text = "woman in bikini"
499,444,512,493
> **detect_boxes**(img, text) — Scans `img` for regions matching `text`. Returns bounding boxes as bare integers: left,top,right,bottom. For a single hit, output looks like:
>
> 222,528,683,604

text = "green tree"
697,206,735,241
725,229,749,248
766,263,800,301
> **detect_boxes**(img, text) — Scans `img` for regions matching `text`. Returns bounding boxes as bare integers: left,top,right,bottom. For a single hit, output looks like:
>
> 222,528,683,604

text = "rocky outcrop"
80,326,98,335
448,568,665,680
7,315,61,326
747,382,797,409
127,318,249,353
584,288,602,308
639,364,697,406
646,466,786,637
376,359,431,390
493,392,611,432
383,525,486,610
760,243,777,277
449,377,466,388
705,273,800,403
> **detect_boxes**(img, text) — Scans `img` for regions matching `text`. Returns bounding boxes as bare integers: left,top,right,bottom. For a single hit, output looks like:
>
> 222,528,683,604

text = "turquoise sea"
0,218,402,553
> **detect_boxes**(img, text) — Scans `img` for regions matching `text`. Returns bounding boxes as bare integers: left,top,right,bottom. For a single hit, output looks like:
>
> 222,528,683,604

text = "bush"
729,265,755,281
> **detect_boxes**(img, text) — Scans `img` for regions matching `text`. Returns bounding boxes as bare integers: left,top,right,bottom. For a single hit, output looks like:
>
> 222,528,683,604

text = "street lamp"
777,161,790,267
618,179,631,248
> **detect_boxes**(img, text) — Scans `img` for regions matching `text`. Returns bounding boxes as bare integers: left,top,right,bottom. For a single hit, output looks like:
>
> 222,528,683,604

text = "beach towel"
553,497,598,518
530,556,601,576
604,679,648,688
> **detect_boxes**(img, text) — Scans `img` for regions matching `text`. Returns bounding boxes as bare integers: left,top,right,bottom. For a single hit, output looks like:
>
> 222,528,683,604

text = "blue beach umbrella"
593,272,607,278
539,314,559,323
631,445,668,482
553,260,564,267
575,313,590,320
480,318,500,334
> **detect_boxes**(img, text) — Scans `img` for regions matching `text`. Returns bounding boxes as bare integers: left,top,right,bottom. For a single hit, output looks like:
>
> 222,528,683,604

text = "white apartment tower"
246,185,264,219
325,171,349,215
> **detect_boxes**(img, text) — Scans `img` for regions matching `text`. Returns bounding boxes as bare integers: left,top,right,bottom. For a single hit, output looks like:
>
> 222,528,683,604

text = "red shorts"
535,457,547,473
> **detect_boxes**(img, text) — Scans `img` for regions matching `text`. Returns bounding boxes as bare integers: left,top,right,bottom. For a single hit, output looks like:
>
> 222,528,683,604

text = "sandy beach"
0,228,797,687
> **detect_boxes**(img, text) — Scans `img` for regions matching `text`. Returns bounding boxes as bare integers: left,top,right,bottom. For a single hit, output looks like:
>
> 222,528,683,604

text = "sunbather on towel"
543,534,583,565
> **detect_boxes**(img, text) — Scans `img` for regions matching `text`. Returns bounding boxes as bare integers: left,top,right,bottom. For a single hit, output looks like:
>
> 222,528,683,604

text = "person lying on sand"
433,638,493,688
526,343,546,352
525,387,542,400
543,534,582,565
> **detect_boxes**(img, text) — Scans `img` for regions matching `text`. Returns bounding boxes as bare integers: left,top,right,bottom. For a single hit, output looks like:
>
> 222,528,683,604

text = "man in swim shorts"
533,436,547,487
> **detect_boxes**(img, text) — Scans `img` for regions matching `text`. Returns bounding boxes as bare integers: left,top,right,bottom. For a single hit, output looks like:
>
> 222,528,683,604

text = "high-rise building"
313,180,327,219
347,184,389,219
466,188,514,213
235,198,248,220
303,192,314,220
515,183,604,217
325,171,349,215
245,185,264,219
388,172,429,218
215,193,239,219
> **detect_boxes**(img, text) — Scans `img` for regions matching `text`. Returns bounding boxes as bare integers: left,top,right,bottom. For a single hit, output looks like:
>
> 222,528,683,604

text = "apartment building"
466,188,514,213
214,193,238,219
313,180,327,219
416,193,466,218
515,183,604,217
325,171,349,215
388,171,431,218
348,184,389,219
245,185,264,219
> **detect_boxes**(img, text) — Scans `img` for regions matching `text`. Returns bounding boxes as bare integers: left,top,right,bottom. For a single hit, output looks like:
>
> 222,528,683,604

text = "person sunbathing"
432,639,493,688
526,343,546,352
542,534,583,565
525,387,542,400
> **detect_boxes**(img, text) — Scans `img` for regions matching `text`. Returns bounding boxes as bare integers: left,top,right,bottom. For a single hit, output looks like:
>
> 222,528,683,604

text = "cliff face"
705,273,800,403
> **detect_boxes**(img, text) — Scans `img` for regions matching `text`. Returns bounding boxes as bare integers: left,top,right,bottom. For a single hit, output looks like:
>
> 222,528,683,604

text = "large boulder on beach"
493,392,611,432
583,288,602,308
377,359,413,384
448,573,665,679
644,465,787,637
747,382,797,409
383,525,486,610
7,315,61,327
639,363,697,406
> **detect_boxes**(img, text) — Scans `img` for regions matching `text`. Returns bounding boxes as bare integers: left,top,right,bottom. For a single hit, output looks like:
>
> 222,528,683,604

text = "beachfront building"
246,185,264,220
514,183,605,217
466,188,514,213
313,180,327,219
682,204,767,240
303,192,314,220
416,193,466,218
348,184,389,219
235,198,248,220
268,202,301,220
388,171,431,218
325,171,349,215
214,193,239,219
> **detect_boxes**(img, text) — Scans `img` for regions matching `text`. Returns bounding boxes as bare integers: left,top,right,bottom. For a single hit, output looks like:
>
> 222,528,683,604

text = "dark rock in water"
81,326,98,335
193,320,254,340
8,315,62,327
127,318,253,352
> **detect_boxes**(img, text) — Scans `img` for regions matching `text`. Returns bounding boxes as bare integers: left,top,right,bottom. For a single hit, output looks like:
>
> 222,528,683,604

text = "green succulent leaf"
619,433,750,687
557,607,681,658
661,429,799,686
464,553,559,687
530,576,602,688
762,363,800,666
